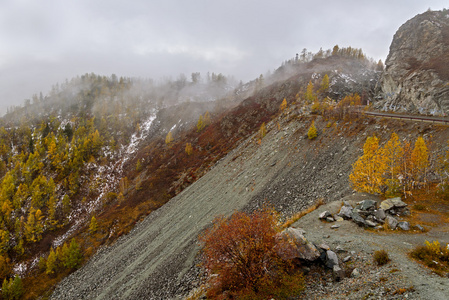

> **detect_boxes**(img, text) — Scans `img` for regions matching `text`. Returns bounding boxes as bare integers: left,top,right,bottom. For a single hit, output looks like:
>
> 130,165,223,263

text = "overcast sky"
0,0,447,114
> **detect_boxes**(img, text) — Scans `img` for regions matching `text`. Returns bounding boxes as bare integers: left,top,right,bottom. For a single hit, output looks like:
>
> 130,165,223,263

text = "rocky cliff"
378,9,449,115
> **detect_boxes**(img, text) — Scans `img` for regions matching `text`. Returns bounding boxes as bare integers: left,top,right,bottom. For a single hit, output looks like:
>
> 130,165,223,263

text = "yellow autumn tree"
185,143,193,156
382,133,403,195
411,136,429,185
320,74,329,93
280,98,287,111
203,111,211,127
305,81,315,103
349,136,387,194
165,131,173,145
89,216,98,234
259,122,267,139
307,121,317,140
197,115,205,132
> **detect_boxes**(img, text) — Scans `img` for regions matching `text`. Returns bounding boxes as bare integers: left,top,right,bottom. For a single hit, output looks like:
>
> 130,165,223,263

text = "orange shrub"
199,208,304,299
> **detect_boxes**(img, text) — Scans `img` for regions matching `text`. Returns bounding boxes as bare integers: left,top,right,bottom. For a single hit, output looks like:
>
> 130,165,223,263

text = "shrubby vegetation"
199,208,304,299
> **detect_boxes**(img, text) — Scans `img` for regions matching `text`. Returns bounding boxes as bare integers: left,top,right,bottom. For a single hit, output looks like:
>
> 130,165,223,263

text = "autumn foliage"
199,208,304,299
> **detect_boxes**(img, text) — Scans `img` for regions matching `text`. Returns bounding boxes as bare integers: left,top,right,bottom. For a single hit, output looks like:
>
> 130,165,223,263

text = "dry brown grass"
282,198,325,228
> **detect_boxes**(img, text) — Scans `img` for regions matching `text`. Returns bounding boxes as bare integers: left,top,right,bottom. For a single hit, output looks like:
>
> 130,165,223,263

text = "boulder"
319,211,332,220
351,211,366,227
325,250,339,269
334,215,344,222
374,209,386,221
358,199,377,211
380,197,407,211
398,221,410,231
415,224,425,232
338,205,353,219
386,215,398,230
278,228,320,262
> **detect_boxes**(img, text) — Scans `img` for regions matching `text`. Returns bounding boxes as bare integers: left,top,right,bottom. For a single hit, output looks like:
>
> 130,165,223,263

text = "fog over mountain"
0,0,447,114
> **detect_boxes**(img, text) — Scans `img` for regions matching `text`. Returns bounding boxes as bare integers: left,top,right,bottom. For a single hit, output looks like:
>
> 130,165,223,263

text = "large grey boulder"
374,209,386,221
386,215,398,230
398,221,410,231
351,211,366,227
278,227,320,262
338,205,353,219
380,197,407,211
357,199,377,211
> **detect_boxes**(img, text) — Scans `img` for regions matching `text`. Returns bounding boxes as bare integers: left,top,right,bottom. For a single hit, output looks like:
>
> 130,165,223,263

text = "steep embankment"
51,100,448,299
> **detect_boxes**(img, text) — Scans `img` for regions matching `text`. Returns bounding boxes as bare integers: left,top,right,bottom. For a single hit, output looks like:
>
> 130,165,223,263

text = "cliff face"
378,10,449,115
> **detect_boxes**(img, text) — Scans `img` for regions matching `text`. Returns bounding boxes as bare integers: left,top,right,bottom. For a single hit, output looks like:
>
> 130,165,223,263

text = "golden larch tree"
280,98,287,111
185,143,193,156
349,136,387,194
411,136,429,185
165,131,173,145
382,132,403,193
307,121,317,140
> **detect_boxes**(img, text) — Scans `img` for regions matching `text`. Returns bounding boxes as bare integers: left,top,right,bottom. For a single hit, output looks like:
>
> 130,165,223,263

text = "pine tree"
349,136,387,194
65,238,82,269
307,121,317,140
89,216,98,234
203,111,211,127
46,248,57,275
165,131,174,145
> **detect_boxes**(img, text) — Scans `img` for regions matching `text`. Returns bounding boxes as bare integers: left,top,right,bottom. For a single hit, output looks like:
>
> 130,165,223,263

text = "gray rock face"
374,209,386,221
377,10,449,115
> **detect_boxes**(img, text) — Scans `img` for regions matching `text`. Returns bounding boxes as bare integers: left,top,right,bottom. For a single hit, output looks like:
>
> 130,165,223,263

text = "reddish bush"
199,208,304,299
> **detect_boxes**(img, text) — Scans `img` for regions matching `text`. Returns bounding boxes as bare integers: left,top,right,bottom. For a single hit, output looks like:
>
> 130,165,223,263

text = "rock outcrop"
377,9,449,115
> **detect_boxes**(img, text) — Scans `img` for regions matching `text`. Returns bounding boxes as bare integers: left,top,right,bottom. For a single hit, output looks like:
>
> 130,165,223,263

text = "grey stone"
343,256,351,262
318,243,330,251
278,228,320,261
386,215,398,230
415,224,425,232
398,221,410,231
331,224,340,229
333,265,345,281
365,220,377,227
351,211,366,227
380,197,407,211
335,245,345,253
325,250,339,269
374,209,386,221
326,216,335,222
319,211,332,219
334,215,344,222
351,268,361,278
338,205,353,219
358,199,377,211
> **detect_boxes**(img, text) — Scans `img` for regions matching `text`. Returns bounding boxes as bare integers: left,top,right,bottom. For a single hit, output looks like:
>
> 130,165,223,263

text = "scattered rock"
278,228,320,261
338,205,353,219
357,199,377,211
325,250,339,269
334,215,344,222
319,211,332,220
351,268,361,278
365,220,377,227
331,224,340,229
335,245,345,253
374,209,386,221
398,221,410,231
415,224,425,232
386,215,398,230
351,211,366,227
326,216,335,222
343,256,351,263
333,265,345,282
